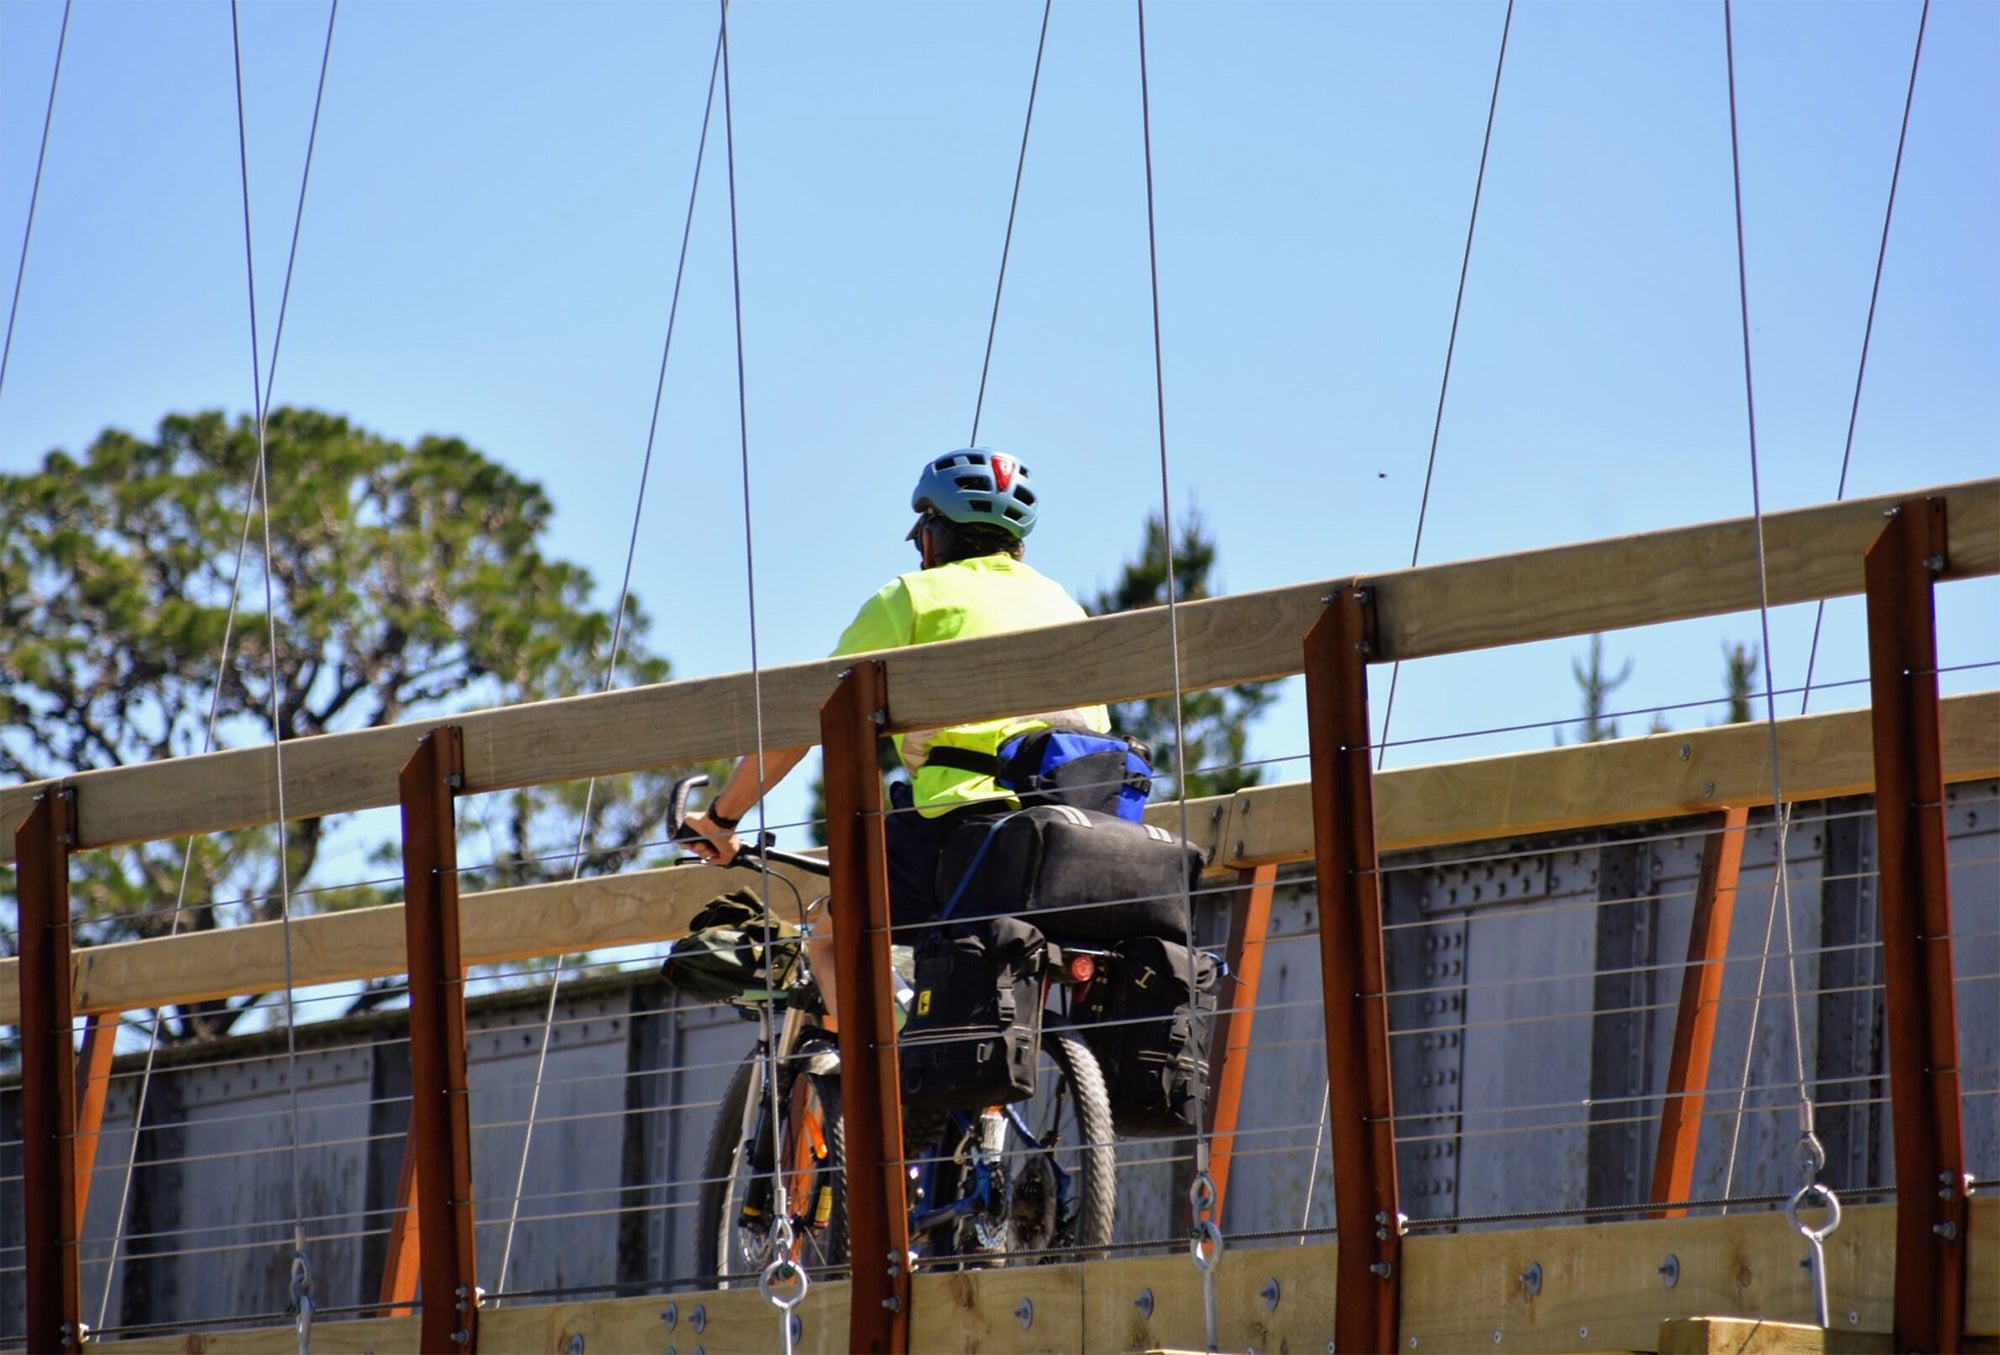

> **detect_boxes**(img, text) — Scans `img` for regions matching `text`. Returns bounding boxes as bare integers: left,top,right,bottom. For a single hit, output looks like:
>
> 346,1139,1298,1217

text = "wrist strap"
708,806,741,831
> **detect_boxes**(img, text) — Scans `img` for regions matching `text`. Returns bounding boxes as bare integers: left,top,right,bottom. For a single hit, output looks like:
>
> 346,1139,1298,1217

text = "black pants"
884,782,1000,930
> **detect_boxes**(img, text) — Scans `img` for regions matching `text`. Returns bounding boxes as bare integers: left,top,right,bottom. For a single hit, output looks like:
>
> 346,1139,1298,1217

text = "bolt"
445,771,465,789
1924,554,1944,572
1357,639,1374,655
1702,781,1717,797
1261,1278,1281,1311
1322,592,1337,605
1493,1332,1504,1345
662,1302,678,1330
690,1305,707,1334
1679,744,1691,760
1848,1312,1860,1326
1933,1222,1957,1240
1410,1340,1420,1350
566,1336,585,1355
1659,1254,1679,1288
869,708,888,725
883,1296,902,1312
450,1333,470,1347
1135,1288,1155,1320
1016,1298,1034,1329
1371,1261,1393,1277
1579,1328,1588,1340
1233,840,1246,859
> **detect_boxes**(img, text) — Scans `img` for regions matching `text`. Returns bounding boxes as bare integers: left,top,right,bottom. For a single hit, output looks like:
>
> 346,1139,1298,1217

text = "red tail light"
1066,954,1095,984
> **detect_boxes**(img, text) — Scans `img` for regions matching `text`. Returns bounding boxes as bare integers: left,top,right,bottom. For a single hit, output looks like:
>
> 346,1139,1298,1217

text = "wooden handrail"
3,689,1992,1033
4,478,1992,861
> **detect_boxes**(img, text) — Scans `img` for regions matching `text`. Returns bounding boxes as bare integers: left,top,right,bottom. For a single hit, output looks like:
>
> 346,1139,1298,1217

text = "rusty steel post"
377,1141,422,1317
73,1011,120,1230
1649,805,1750,1216
1204,863,1278,1221
1865,498,1968,1353
820,661,912,1354
18,788,83,1354
399,726,479,1353
1304,586,1403,1355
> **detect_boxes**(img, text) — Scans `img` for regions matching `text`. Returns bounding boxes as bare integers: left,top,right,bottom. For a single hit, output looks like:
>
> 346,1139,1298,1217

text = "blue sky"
3,0,1995,867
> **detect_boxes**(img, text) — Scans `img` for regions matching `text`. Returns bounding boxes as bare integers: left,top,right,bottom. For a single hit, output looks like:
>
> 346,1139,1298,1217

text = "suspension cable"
1131,5,1223,1346
228,0,330,1336
968,0,1052,447
493,11,725,1295
1713,4,1836,1318
1373,0,1515,772
713,3,803,1330
1797,0,1929,717
0,0,70,409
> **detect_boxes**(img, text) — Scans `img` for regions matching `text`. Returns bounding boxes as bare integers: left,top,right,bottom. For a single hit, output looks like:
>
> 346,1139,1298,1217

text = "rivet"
1015,1298,1034,1329
1261,1277,1281,1311
1135,1288,1155,1320
690,1304,707,1333
662,1302,678,1330
1659,1254,1679,1288
1521,1261,1542,1297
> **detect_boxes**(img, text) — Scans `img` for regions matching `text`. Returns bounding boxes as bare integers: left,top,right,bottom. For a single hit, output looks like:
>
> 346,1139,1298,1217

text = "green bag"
661,888,803,1004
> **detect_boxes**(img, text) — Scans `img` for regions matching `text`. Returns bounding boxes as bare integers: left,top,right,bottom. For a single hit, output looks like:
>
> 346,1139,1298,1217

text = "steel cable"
0,0,70,408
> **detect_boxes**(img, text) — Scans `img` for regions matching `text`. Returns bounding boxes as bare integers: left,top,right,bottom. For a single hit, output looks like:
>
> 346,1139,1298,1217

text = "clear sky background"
2,0,1996,877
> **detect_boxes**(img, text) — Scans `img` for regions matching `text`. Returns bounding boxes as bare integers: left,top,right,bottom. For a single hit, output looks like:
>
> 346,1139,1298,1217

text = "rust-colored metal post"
377,1141,422,1316
821,661,912,1354
1649,804,1750,1216
399,726,479,1353
1865,498,1968,1353
73,1011,120,1229
1304,586,1402,1355
18,788,83,1354
1204,862,1278,1221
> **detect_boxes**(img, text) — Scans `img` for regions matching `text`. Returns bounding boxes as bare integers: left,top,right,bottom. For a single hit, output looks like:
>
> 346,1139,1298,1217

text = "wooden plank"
1401,1202,1900,1354
86,1201,1992,1354
909,1265,1086,1354
2,690,1993,1026
0,859,820,1025
1168,689,2000,870
1969,1194,1998,1336
1658,1315,1891,1354
1080,1247,1337,1355
5,478,1992,862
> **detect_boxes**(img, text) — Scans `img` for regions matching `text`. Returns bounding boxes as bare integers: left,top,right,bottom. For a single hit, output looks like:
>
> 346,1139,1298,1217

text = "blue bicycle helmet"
909,447,1038,539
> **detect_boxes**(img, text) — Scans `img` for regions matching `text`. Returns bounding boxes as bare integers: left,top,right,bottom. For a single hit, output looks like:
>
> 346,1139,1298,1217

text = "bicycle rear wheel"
924,1025,1115,1260
695,1054,848,1283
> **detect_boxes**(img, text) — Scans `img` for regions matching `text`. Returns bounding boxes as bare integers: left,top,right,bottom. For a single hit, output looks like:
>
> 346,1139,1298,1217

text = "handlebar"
667,773,831,878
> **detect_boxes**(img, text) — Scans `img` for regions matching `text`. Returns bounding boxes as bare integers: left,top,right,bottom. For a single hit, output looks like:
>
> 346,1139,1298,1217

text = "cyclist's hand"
678,809,742,866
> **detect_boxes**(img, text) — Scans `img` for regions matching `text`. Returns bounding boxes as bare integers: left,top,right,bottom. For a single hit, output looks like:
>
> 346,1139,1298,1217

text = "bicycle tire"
695,1053,848,1284
922,1025,1116,1260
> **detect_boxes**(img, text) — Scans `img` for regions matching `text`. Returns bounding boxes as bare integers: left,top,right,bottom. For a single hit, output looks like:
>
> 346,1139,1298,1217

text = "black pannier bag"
898,916,1047,1112
932,804,1203,943
1076,935,1220,1137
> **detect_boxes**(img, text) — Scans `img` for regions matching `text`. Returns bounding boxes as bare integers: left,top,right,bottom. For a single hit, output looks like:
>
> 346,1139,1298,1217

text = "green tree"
1086,507,1275,799
1561,633,1633,744
1,409,701,1037
1721,641,1759,724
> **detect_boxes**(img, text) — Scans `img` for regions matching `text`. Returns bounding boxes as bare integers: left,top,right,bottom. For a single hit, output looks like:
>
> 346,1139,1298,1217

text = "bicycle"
664,775,1118,1284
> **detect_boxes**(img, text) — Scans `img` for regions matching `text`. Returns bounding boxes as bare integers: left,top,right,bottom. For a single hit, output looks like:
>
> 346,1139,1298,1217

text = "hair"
926,515,1024,564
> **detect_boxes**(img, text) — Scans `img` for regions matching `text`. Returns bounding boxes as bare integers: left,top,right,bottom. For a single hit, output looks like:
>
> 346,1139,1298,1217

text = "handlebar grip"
667,773,711,841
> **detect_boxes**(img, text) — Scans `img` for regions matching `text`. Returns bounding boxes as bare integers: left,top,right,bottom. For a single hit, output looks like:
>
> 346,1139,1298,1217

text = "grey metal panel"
1946,782,2000,1182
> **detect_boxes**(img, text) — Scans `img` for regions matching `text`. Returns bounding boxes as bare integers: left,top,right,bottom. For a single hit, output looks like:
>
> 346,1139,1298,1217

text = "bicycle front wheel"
695,1054,849,1284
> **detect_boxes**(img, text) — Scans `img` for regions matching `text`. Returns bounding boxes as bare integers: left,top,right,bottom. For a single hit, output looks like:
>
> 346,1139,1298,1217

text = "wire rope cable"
968,0,1052,446
1131,4,1223,1343
1713,4,1839,1319
711,5,804,1334
492,11,725,1297
0,0,70,409
225,0,341,1340
1797,0,1930,717
1373,0,1515,773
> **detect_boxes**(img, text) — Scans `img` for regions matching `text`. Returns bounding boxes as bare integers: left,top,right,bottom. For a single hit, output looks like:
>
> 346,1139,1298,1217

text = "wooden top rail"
3,477,1993,862
3,689,1991,1026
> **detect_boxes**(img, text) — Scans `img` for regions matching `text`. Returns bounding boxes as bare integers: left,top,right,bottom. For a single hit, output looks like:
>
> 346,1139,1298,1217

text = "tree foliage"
1086,507,1275,798
1,409,698,1035
1721,641,1759,724
1561,633,1633,744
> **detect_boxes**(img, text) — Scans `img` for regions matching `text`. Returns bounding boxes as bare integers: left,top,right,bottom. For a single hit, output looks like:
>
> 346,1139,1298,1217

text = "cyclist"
680,447,1108,925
